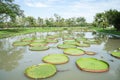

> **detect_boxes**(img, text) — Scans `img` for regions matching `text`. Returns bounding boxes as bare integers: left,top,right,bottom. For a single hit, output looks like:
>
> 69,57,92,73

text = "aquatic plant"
25,63,56,79
76,58,109,73
64,48,85,56
42,54,69,64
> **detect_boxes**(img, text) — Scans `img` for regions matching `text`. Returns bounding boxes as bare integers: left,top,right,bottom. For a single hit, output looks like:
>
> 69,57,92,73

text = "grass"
90,27,120,35
0,27,120,39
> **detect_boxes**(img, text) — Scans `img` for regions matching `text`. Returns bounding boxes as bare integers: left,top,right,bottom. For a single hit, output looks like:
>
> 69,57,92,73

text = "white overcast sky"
15,0,120,23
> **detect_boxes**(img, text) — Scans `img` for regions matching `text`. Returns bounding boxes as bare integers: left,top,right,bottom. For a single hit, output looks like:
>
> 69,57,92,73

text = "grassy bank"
0,27,120,39
90,27,120,35
0,27,64,39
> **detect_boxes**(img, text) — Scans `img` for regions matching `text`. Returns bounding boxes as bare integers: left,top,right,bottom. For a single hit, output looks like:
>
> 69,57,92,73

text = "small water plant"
13,41,30,46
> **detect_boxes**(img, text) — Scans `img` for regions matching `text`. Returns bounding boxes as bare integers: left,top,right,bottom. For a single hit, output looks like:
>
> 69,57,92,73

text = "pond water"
0,31,120,80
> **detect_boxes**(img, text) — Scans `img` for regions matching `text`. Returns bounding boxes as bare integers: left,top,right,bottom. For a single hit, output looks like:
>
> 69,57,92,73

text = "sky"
15,0,120,23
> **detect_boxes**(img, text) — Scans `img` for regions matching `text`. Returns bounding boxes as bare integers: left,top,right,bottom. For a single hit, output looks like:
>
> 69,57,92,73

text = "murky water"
0,31,120,80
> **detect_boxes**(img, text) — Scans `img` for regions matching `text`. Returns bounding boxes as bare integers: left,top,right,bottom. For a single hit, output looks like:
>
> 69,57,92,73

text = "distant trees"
93,9,120,31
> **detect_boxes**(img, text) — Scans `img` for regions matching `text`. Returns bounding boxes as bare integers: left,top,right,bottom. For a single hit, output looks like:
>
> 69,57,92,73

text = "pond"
0,30,120,80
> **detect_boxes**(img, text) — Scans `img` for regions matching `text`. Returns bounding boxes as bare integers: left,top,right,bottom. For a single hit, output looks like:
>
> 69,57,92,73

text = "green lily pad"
76,43,90,47
64,48,85,56
57,44,76,49
13,41,30,46
111,51,120,58
25,63,56,79
64,40,79,45
29,42,47,47
76,58,109,73
76,38,87,42
85,51,96,55
21,38,33,42
46,39,58,43
42,54,69,64
33,39,45,43
29,46,49,51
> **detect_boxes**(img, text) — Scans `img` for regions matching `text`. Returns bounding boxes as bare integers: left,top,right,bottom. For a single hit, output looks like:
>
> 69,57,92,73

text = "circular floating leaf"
21,38,33,42
46,39,58,43
76,38,87,42
29,42,47,47
111,51,120,58
25,63,56,79
13,41,30,46
43,54,69,64
64,48,85,56
76,43,90,47
29,46,49,51
64,40,79,45
85,51,96,55
33,39,45,43
76,58,109,73
57,44,76,49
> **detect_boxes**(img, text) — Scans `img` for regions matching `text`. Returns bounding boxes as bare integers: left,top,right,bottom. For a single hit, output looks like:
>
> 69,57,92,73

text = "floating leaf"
13,41,30,46
64,48,85,56
25,63,56,79
111,51,120,58
76,58,109,73
42,54,69,64
29,46,49,51
57,44,76,49
85,51,96,55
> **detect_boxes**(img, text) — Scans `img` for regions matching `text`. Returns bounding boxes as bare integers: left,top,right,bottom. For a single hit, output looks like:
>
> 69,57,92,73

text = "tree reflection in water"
0,40,25,71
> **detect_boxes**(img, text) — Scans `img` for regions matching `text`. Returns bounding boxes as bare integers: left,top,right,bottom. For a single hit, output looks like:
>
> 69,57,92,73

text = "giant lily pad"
33,39,45,43
42,54,69,64
76,58,109,73
46,39,58,43
57,44,76,49
111,51,120,58
25,63,56,79
21,38,33,42
13,41,30,46
64,48,85,56
29,46,49,51
64,40,79,45
29,42,47,47
76,43,90,47
85,51,96,55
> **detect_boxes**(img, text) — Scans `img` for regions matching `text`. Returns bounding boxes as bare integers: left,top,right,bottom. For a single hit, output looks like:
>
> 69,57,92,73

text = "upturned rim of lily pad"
57,44,76,49
29,46,49,51
64,48,85,56
21,38,33,42
111,51,120,58
13,41,30,46
76,43,90,47
42,54,69,65
76,58,109,73
85,51,96,55
24,63,57,79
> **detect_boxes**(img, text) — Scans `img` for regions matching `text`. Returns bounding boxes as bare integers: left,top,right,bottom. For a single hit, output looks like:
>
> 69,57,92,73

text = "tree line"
0,0,120,31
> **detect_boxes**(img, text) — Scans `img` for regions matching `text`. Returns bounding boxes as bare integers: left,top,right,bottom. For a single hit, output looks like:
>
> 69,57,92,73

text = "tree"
0,0,24,27
105,9,120,31
25,16,36,27
76,17,86,26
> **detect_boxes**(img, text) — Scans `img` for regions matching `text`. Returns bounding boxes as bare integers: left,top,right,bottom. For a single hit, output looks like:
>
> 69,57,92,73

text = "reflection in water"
0,39,25,71
104,38,120,52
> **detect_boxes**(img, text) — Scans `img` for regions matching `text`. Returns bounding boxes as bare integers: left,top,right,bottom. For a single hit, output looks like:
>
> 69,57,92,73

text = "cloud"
24,0,48,8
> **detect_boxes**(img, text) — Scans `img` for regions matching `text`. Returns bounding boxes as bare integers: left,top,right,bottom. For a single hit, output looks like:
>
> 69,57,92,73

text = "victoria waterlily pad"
76,43,90,47
76,58,109,73
64,40,79,45
29,42,47,47
46,39,58,43
85,51,96,55
29,46,49,51
21,38,33,42
64,48,85,56
33,39,45,43
57,44,76,49
111,51,120,58
13,41,30,46
25,63,56,79
42,54,69,64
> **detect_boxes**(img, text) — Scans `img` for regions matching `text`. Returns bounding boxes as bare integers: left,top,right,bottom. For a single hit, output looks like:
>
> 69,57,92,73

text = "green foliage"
76,58,109,72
